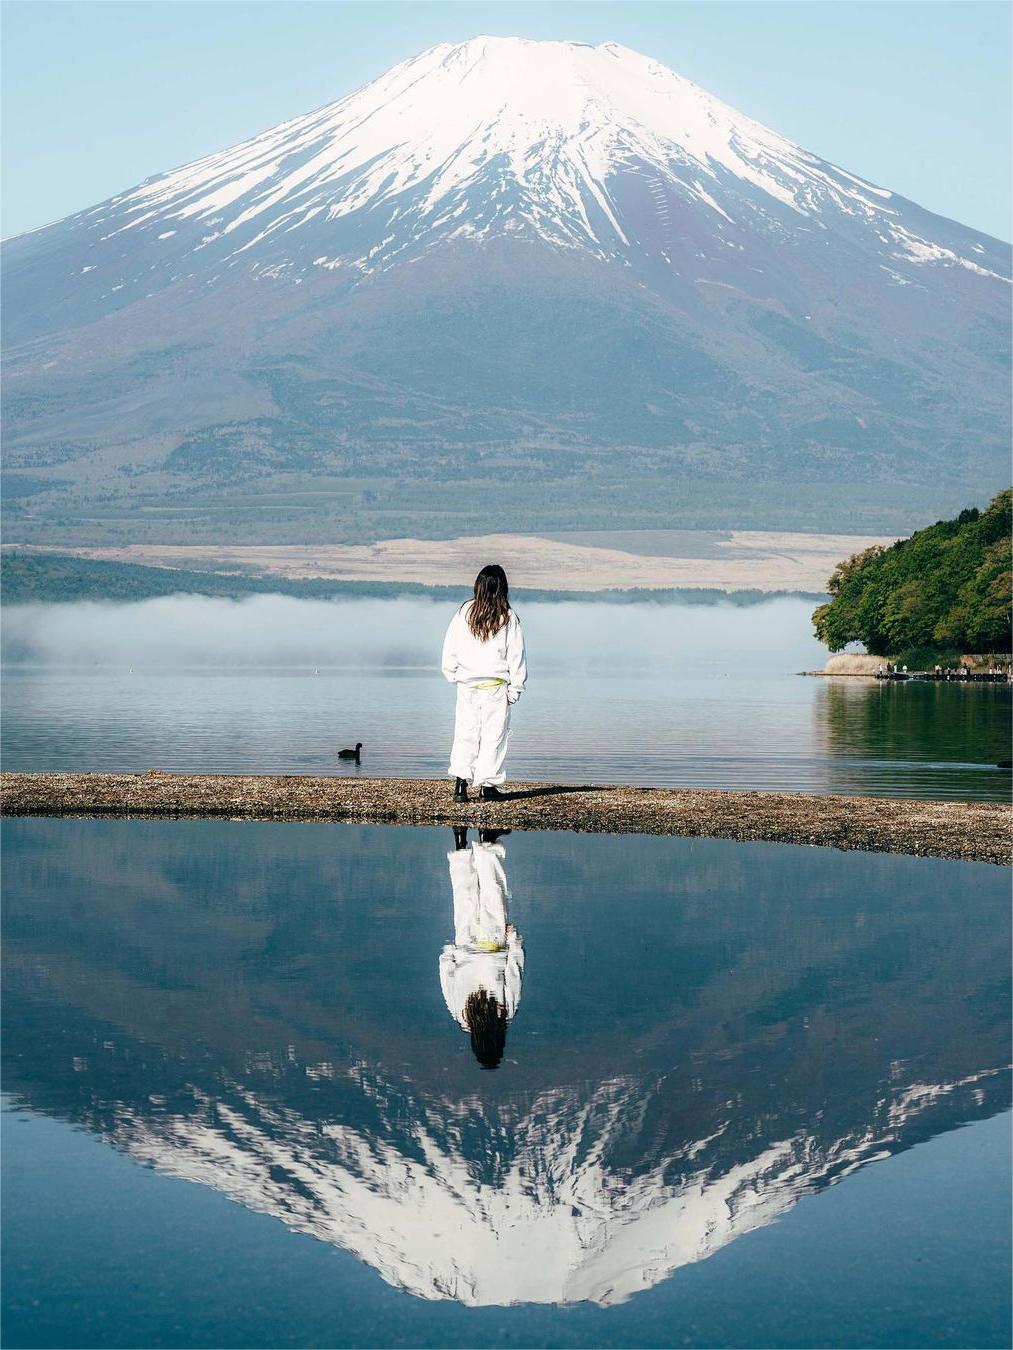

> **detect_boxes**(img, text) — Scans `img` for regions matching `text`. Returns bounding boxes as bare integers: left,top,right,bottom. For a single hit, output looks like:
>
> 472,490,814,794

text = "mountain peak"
13,33,1009,287
3,33,1009,530
68,31,891,270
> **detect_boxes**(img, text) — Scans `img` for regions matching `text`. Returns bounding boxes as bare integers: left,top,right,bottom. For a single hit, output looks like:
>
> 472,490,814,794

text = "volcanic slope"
3,37,1010,540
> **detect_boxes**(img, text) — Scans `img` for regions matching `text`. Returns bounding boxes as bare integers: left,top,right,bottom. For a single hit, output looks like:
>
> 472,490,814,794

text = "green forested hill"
813,490,1012,665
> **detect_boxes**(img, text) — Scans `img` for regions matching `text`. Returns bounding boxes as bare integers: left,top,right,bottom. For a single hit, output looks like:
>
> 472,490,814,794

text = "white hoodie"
440,842,524,1028
441,603,528,703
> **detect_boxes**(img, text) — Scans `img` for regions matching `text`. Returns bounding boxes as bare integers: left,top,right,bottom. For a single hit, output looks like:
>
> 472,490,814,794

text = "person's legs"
472,688,511,788
449,685,480,782
448,845,481,945
472,839,509,940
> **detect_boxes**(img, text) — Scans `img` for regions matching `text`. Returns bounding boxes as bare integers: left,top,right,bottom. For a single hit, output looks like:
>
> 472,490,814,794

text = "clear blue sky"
2,0,1010,240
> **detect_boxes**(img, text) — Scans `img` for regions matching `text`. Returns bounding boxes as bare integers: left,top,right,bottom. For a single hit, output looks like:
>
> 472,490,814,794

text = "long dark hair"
463,989,508,1069
467,564,510,641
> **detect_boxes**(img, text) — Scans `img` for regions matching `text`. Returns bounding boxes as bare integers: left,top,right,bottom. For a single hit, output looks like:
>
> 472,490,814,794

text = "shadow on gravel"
499,785,592,802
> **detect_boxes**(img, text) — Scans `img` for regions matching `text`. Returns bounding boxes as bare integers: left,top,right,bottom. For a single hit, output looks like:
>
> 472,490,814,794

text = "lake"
2,818,1010,1348
2,594,1010,799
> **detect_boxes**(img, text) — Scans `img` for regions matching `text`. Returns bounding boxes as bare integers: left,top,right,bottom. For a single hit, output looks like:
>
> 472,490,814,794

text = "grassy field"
2,525,888,596
1,550,827,606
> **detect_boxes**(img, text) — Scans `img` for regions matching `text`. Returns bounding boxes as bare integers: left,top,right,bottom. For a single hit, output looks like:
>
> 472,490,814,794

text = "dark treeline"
0,552,821,608
813,490,1012,667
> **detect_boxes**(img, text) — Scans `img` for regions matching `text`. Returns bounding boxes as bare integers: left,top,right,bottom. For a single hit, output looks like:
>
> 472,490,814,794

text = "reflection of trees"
3,819,1010,1306
816,678,1012,767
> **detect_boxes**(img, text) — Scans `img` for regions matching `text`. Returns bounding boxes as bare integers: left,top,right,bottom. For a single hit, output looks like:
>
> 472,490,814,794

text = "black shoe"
479,828,511,845
453,778,469,803
451,826,470,851
479,785,503,801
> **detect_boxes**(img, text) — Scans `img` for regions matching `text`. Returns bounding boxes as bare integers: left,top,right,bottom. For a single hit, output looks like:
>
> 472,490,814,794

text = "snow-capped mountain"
7,1039,1008,1307
3,37,1010,540
13,38,1010,290
100,1064,1006,1307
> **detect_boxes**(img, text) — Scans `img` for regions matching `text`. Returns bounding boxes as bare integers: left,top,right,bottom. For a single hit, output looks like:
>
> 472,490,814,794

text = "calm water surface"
2,818,1010,1348
3,594,1010,799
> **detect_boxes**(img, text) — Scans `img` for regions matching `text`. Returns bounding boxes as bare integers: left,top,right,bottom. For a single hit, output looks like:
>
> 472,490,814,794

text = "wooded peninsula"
813,490,1012,668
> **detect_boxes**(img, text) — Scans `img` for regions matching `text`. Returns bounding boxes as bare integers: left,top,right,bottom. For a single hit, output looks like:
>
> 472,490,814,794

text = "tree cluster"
813,489,1012,661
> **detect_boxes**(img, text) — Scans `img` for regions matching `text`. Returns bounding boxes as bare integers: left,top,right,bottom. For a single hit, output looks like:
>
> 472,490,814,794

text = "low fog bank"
1,593,826,672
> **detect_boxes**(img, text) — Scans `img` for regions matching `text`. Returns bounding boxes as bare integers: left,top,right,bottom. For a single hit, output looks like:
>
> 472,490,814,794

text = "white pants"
449,684,511,786
440,842,523,1027
447,842,510,947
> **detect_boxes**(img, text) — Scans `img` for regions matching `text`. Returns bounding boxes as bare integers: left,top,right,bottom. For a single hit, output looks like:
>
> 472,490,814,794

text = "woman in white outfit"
440,827,524,1069
441,564,527,802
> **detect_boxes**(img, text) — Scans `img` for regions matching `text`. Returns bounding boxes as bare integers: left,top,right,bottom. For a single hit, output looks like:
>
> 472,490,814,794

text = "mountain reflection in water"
3,819,1009,1308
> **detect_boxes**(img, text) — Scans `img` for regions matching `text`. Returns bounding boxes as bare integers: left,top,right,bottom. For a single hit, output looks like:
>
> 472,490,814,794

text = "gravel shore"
2,772,1009,864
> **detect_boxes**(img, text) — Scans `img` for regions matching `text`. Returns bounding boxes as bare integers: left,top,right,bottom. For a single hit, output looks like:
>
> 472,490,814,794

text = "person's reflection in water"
440,827,524,1069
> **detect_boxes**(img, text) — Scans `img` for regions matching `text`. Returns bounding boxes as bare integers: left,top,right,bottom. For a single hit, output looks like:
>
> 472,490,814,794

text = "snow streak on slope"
87,37,1005,278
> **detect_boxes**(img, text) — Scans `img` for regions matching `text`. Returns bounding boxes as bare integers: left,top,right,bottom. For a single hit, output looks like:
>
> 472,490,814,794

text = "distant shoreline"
0,549,827,606
2,773,1008,865
2,529,892,597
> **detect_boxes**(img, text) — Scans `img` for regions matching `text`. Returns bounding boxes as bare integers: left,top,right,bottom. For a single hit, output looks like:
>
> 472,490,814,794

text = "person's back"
441,564,527,801
442,602,524,685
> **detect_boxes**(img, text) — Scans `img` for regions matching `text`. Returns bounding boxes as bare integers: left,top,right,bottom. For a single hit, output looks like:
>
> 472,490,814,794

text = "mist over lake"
4,594,1009,800
2,592,824,670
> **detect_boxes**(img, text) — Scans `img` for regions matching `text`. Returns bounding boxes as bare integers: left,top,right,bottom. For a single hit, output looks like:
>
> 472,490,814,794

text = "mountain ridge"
3,36,1010,543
